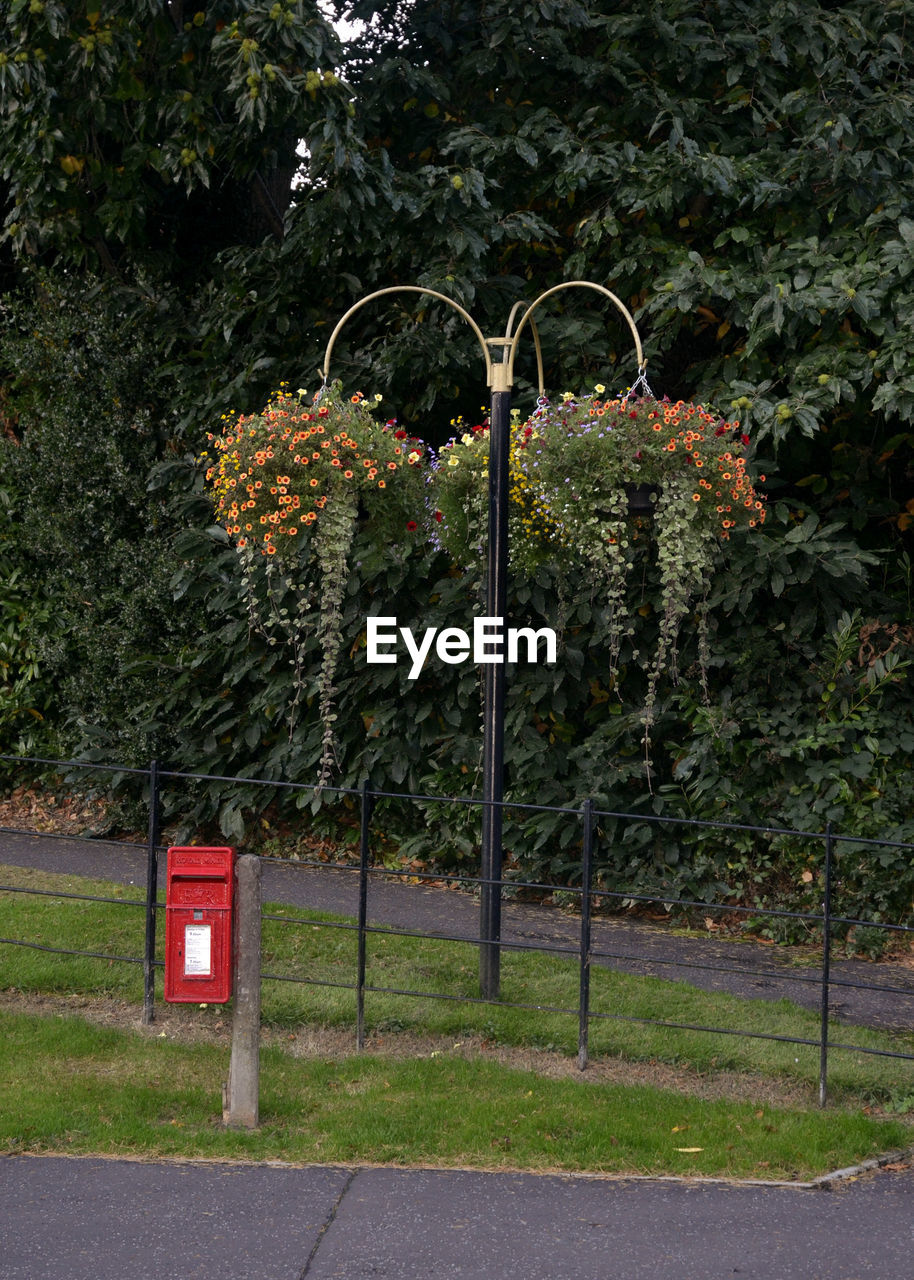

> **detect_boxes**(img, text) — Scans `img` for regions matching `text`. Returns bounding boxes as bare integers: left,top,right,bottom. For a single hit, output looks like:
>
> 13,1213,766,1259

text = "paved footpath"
1,1155,913,1279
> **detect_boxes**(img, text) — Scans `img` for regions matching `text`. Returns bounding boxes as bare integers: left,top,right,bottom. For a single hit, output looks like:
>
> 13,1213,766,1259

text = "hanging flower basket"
203,381,428,784
429,386,766,771
204,380,427,557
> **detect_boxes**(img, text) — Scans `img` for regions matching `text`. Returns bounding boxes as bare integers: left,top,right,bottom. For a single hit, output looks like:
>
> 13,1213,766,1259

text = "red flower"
740,433,750,446
434,510,443,523
406,520,418,532
395,430,407,440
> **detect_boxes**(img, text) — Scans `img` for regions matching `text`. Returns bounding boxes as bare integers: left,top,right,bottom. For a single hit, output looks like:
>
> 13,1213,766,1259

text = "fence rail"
1,753,913,1107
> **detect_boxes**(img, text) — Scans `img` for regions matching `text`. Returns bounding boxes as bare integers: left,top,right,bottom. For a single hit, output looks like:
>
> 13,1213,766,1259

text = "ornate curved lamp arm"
505,280,644,391
499,300,545,396
320,285,495,388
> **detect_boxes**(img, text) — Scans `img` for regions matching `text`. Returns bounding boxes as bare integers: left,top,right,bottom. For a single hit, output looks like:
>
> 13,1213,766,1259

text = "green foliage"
0,0,347,269
0,276,207,769
315,0,914,532
0,486,55,756
0,1,912,924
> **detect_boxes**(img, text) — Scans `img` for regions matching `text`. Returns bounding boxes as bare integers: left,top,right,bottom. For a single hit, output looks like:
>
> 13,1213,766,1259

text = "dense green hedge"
3,279,910,936
2,3,913,935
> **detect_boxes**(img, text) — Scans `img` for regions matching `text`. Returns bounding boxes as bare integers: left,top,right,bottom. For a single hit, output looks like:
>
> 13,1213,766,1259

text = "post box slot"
168,870,229,878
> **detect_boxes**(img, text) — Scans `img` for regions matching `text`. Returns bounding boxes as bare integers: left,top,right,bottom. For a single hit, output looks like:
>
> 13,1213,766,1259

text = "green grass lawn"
1,862,913,1178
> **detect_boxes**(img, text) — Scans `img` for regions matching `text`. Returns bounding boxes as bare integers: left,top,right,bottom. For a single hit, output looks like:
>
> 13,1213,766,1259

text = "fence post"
142,758,160,1026
818,822,834,1108
356,779,373,1051
224,854,262,1128
578,798,595,1071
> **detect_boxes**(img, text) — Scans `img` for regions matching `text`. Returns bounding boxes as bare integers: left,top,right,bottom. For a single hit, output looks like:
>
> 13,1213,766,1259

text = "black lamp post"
322,282,644,1002
479,366,512,998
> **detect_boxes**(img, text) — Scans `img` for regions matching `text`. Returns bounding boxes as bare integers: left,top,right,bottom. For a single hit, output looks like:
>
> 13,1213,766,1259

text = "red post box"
164,846,235,1003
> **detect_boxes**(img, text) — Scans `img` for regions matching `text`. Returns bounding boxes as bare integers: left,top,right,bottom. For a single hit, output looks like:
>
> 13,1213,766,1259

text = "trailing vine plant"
204,381,427,784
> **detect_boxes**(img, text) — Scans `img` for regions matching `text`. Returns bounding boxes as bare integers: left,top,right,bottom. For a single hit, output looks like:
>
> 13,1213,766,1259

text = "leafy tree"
313,0,913,540
0,0,911,918
1,0,347,272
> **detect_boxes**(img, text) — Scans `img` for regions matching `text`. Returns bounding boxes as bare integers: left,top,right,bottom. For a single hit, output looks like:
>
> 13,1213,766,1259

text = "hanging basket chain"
622,365,655,404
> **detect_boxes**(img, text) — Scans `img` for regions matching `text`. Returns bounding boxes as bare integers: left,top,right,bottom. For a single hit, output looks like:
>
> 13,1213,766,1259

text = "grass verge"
1,862,913,1177
0,1006,909,1180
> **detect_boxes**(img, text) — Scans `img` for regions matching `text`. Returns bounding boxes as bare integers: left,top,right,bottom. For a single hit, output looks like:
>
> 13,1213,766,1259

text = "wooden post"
223,854,261,1128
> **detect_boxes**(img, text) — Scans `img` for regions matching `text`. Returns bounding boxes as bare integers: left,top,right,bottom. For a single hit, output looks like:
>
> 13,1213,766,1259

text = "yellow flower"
448,456,460,467
595,383,606,394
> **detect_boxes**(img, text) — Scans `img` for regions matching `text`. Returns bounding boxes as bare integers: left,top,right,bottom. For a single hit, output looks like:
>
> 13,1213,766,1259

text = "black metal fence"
2,753,914,1108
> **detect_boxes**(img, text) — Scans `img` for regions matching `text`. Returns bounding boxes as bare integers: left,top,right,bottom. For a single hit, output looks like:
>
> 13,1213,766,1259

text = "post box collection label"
183,923,212,975
164,846,235,1003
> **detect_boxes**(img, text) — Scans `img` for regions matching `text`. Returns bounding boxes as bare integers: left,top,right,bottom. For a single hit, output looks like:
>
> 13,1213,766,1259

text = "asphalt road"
1,1154,913,1280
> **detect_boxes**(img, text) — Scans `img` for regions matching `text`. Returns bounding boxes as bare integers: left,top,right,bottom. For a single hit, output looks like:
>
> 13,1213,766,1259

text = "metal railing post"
578,798,595,1070
356,778,374,1049
142,758,160,1025
818,822,834,1107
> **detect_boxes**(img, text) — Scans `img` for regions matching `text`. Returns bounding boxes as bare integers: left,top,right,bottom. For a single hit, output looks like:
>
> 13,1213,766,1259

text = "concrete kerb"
6,1145,911,1191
